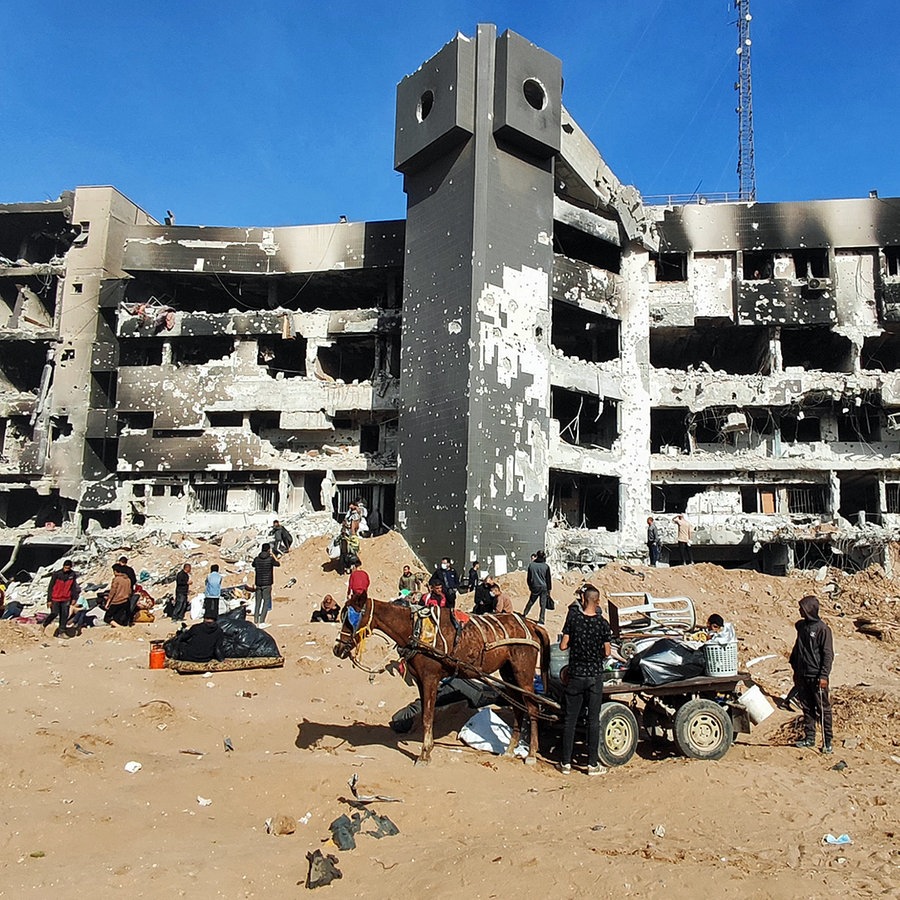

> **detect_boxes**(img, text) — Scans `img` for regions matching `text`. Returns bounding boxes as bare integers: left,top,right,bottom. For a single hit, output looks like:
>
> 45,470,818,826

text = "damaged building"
2,24,900,575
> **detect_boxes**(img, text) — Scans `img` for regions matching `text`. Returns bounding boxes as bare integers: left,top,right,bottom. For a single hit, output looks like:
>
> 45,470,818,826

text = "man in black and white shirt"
558,584,612,775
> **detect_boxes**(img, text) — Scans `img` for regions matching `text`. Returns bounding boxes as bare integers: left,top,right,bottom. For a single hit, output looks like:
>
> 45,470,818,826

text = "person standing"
270,520,293,556
204,564,224,619
251,544,280,625
523,550,552,624
467,561,480,593
646,517,661,567
431,557,459,608
790,595,835,753
558,584,612,775
172,563,192,622
398,565,417,595
44,560,80,637
674,514,694,565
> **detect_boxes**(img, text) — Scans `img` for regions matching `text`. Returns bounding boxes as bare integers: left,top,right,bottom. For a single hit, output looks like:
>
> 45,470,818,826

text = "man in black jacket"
523,550,552,625
789,595,835,753
252,543,280,625
177,614,226,663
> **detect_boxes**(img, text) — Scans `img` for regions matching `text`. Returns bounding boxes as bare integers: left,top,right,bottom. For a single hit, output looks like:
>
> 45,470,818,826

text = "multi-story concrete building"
2,25,900,575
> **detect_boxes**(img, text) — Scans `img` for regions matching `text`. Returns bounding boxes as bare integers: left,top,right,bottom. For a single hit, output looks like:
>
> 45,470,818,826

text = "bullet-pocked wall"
395,26,559,570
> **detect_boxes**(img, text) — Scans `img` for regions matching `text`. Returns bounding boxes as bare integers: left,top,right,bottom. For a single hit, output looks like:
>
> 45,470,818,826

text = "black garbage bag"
625,638,706,686
217,608,281,658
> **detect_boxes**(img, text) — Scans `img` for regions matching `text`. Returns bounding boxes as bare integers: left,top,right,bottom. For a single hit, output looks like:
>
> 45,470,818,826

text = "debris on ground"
305,849,342,889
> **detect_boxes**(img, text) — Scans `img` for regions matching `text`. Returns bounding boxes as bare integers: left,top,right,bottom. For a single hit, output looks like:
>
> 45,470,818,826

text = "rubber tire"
596,702,639,768
673,698,734,760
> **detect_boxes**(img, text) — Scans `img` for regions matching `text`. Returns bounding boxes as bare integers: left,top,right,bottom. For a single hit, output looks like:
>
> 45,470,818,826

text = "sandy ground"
1,530,899,898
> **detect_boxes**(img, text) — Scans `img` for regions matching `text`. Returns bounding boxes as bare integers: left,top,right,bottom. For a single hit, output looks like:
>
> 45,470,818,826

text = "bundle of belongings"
164,608,283,672
624,638,706,686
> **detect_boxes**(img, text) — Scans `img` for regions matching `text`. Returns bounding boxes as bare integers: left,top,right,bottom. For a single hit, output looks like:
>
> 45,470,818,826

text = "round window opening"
523,78,546,111
417,90,435,123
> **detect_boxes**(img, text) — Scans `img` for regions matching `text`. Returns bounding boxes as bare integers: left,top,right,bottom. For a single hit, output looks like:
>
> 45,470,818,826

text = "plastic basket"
703,641,738,677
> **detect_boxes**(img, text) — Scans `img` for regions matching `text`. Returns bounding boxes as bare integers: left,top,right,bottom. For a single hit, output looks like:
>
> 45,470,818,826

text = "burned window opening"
304,473,326,512
119,412,154,431
360,424,380,453
0,275,58,327
551,387,618,449
885,483,900,514
861,328,900,371
791,249,829,280
249,411,280,435
553,221,620,273
647,483,704,515
0,212,74,263
90,372,117,408
119,339,164,367
85,437,118,475
779,413,822,443
258,335,308,378
781,327,853,373
742,250,773,281
838,473,879,522
549,470,619,530
191,473,280,514
170,336,234,366
317,337,377,382
837,405,882,443
886,247,900,278
652,252,688,282
551,301,619,363
207,411,244,428
650,326,770,375
0,341,46,393
787,485,829,515
651,409,691,454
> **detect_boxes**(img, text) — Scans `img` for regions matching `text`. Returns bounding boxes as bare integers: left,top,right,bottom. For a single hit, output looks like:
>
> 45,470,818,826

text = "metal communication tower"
735,0,756,201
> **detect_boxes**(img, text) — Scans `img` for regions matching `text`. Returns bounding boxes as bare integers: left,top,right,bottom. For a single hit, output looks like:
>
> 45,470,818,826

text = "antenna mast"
735,0,756,201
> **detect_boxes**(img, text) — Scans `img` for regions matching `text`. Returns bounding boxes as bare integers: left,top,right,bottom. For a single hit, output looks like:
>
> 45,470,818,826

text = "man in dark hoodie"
789,595,835,753
177,613,226,663
251,543,280,625
523,550,552,625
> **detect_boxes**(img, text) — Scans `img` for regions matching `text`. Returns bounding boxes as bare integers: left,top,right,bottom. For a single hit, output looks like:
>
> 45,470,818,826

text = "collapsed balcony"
0,276,57,330
549,470,619,530
650,325,770,375
861,326,900,371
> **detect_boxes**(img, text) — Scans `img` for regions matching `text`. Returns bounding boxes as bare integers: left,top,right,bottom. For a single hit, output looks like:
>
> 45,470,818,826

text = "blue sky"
3,2,898,226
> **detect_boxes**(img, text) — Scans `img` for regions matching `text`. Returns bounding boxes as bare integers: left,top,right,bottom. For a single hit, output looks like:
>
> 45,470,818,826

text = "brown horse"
334,596,551,765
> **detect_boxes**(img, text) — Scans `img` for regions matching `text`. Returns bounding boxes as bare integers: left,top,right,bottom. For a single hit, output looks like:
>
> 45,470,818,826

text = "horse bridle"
335,594,374,657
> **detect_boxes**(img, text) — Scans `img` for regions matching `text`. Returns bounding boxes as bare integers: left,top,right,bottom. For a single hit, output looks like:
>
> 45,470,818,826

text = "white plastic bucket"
738,684,774,725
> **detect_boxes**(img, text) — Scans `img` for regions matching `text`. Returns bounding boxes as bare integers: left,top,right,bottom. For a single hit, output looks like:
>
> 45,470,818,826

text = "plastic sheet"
625,638,706,686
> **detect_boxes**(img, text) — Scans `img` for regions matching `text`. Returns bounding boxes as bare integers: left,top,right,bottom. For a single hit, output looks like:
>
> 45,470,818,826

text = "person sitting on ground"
270,519,293,556
204,564,224,619
705,613,736,644
177,613,226,663
67,592,93,634
398,565,417,595
104,564,134,627
311,594,341,623
491,582,514,615
347,559,370,603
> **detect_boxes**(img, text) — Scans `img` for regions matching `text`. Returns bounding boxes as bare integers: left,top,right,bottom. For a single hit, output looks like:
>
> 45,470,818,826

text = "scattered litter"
890,755,900,765
206,682,215,689
203,672,213,678
347,773,402,804
266,814,296,835
590,823,605,832
180,749,205,757
823,833,852,845
73,743,94,756
830,760,848,772
223,737,234,752
652,824,666,838
329,809,399,850
29,851,45,859
124,761,142,774
305,849,342,889
299,812,312,825
236,691,256,698
746,654,777,668
197,796,212,807
157,724,167,731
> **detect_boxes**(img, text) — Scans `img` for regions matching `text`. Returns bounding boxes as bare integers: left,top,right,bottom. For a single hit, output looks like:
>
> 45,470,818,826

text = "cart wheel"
620,641,637,660
597,703,639,767
673,699,733,760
